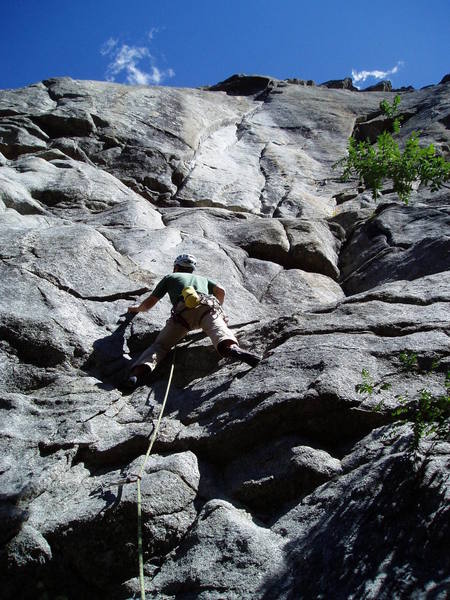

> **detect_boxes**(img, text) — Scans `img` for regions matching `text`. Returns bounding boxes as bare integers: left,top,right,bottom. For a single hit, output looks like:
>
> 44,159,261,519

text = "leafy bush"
336,95,450,203
356,351,450,451
393,383,449,450
379,95,402,120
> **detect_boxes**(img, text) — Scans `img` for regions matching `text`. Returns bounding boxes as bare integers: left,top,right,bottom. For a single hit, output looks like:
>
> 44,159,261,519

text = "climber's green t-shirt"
151,273,217,306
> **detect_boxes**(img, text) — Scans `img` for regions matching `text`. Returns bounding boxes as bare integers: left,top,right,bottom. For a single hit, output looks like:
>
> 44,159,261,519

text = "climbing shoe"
224,344,261,367
122,364,152,389
123,374,139,389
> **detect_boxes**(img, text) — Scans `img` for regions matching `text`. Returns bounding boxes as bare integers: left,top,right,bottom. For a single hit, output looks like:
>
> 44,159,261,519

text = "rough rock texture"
364,80,393,92
0,75,449,599
320,77,358,91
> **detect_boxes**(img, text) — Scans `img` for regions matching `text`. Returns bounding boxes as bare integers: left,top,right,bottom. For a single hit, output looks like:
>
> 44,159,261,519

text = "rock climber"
124,254,260,387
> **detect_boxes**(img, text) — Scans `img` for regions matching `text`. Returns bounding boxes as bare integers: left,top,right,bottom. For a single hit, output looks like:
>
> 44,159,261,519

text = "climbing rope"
135,348,177,600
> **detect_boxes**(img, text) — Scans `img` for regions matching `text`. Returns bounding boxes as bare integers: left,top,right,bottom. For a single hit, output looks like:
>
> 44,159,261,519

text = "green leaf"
337,96,450,203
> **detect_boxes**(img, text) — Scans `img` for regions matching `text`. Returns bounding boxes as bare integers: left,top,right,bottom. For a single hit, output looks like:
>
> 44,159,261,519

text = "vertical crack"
258,143,270,214
272,185,293,218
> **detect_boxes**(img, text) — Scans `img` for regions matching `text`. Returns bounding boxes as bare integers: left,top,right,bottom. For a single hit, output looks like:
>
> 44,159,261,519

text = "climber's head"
173,253,197,273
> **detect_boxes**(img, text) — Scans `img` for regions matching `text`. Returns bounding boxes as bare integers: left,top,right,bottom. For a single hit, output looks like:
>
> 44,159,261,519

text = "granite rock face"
0,75,449,599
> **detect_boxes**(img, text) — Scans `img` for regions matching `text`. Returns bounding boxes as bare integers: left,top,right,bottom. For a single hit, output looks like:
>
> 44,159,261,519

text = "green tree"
336,95,450,203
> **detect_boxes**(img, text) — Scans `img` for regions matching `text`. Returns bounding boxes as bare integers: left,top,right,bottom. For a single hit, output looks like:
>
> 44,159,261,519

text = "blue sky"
2,0,449,91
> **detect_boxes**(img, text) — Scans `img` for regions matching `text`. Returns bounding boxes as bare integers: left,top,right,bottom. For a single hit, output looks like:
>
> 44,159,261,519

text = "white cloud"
148,27,159,40
351,61,404,87
100,37,118,56
101,39,175,86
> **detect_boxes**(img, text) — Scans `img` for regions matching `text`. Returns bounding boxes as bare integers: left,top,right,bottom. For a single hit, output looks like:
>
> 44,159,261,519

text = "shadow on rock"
258,434,450,600
84,313,136,388
90,484,124,514
86,315,250,405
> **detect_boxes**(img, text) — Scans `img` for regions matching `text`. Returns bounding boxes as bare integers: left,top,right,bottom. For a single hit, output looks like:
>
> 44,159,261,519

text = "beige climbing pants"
132,301,238,372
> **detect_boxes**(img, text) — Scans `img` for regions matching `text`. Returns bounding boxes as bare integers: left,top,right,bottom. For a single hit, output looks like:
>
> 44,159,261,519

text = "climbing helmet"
174,254,197,270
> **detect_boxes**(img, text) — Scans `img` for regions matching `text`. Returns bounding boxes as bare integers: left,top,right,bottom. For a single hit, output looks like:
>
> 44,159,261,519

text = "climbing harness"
197,293,229,325
171,292,228,331
170,306,191,329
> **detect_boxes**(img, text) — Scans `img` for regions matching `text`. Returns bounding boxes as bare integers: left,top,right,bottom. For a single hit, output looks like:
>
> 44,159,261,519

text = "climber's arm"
212,284,225,305
127,294,160,313
128,276,168,313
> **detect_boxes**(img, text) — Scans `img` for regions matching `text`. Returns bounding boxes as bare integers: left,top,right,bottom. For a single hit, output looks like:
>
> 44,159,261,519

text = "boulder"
270,428,450,599
207,73,275,98
339,203,450,295
320,77,358,91
363,80,393,92
123,499,285,599
224,435,342,513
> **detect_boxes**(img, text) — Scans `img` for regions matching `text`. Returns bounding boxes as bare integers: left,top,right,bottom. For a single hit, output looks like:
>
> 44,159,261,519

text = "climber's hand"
127,305,141,314
126,295,158,314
